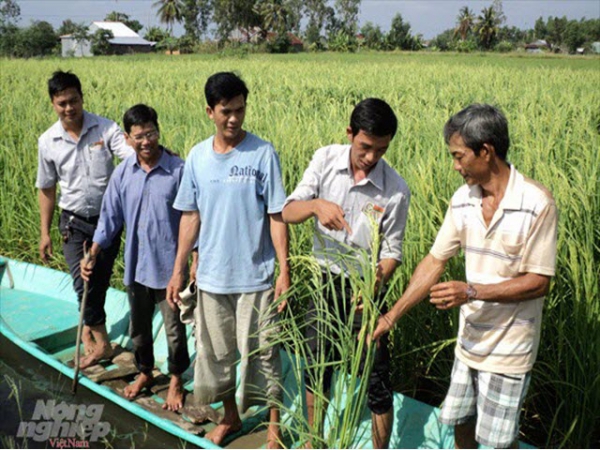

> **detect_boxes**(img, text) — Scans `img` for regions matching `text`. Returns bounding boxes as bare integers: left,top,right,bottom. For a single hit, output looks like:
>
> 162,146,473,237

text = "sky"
15,0,600,39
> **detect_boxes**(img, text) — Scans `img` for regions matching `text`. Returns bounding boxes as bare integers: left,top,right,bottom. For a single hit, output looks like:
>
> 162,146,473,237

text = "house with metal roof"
61,21,155,57
523,39,550,54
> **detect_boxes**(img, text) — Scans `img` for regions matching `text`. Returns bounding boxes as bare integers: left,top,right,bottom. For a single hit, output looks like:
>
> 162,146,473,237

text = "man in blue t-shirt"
167,72,289,448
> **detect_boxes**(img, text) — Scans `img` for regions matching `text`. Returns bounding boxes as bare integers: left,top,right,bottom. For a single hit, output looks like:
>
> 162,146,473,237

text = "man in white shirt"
283,98,410,449
37,71,133,369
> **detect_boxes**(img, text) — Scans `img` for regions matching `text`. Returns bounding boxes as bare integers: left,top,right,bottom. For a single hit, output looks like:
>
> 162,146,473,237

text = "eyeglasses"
131,130,159,143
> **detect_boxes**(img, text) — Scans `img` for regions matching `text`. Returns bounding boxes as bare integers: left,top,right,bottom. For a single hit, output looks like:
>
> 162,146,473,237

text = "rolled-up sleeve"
430,206,462,261
36,137,57,189
284,147,325,206
106,121,133,160
379,189,410,262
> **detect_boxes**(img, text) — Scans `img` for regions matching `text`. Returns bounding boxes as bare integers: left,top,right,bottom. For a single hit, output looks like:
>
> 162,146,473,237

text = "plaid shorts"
439,358,531,448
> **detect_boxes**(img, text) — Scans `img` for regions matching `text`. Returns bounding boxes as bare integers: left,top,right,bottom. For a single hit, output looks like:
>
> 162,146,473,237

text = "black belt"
61,209,100,225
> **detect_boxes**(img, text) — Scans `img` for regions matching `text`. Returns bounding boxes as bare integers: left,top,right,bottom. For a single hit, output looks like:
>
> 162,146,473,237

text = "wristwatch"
466,284,478,301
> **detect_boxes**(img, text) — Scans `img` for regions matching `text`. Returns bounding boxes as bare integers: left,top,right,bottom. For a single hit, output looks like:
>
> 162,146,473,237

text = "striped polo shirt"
430,165,558,373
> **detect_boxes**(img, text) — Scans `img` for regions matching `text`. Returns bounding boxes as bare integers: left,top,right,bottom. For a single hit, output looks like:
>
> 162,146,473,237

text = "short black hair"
350,98,398,139
204,72,249,109
122,104,159,134
444,104,510,161
48,70,82,99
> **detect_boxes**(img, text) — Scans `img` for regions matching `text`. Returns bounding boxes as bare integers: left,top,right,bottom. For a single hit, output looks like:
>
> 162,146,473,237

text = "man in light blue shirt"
167,72,289,447
36,71,133,369
82,104,190,412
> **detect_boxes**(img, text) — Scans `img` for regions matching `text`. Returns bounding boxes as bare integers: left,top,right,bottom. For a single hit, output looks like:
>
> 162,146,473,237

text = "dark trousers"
126,282,190,376
59,210,120,326
304,273,393,415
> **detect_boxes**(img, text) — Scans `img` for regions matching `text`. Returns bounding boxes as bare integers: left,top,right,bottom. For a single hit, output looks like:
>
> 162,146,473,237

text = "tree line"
430,2,600,54
1,0,598,57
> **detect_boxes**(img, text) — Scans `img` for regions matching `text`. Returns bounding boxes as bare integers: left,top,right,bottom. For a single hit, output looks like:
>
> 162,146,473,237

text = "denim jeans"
59,210,121,326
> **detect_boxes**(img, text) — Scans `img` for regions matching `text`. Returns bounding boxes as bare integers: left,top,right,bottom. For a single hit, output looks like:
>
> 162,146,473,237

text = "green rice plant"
99,422,151,449
257,215,409,448
0,375,27,449
0,434,27,450
3,374,23,420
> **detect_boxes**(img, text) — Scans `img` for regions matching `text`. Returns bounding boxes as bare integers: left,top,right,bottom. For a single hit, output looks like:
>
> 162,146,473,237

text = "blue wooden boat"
1,256,472,448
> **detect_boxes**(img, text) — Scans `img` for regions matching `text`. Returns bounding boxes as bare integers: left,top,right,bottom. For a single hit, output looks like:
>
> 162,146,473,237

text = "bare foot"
267,422,282,449
162,375,185,412
124,372,154,399
82,326,95,355
79,343,113,369
205,418,242,446
83,344,96,355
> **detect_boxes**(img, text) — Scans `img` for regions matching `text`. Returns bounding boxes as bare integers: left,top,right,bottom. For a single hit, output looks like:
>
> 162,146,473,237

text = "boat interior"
1,258,464,449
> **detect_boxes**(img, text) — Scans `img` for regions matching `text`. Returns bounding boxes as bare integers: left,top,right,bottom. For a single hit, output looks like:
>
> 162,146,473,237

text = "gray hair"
443,104,510,161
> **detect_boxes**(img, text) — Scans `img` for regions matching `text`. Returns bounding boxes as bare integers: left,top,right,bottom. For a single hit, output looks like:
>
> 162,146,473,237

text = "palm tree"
254,0,288,35
475,5,499,50
455,6,474,41
153,0,183,36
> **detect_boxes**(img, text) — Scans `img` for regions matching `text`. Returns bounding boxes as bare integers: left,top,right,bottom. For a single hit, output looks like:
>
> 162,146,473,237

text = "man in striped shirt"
372,104,558,449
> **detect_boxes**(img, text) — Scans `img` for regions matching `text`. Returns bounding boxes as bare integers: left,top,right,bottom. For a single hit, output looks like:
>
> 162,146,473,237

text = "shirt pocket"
498,234,525,277
153,183,178,208
88,142,113,181
348,207,382,250
148,183,180,238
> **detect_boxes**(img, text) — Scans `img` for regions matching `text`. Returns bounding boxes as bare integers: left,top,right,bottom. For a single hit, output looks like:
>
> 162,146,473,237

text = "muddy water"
0,335,196,449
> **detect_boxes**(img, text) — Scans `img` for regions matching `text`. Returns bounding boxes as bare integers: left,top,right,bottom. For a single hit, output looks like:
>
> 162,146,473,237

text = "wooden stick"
72,243,91,394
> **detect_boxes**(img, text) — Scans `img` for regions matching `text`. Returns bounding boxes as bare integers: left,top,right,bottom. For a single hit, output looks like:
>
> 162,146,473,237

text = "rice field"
1,52,598,448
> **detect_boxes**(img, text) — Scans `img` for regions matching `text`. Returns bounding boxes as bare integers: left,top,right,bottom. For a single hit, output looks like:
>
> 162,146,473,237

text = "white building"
61,21,155,57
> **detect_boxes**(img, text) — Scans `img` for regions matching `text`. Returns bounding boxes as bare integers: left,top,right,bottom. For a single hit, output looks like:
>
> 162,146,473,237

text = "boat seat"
1,288,79,343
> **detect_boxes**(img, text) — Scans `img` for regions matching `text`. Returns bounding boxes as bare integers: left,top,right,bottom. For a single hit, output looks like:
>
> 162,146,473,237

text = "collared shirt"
36,111,133,218
285,144,411,276
93,148,184,289
173,132,287,294
430,165,558,373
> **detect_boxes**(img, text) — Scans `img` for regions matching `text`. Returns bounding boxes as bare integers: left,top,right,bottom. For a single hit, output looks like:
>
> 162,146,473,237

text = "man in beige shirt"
372,104,558,449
